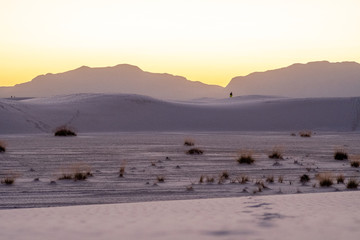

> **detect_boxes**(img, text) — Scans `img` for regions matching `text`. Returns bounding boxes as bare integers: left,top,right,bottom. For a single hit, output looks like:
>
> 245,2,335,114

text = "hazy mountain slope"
0,64,225,100
226,61,360,98
1,94,359,134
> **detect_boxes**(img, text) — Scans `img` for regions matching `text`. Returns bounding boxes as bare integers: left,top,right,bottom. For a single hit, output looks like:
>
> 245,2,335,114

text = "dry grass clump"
184,139,195,146
268,147,283,159
266,175,274,183
58,163,92,181
237,150,255,164
238,175,249,184
221,171,229,179
278,176,284,183
186,148,203,155
206,176,215,183
54,125,77,137
0,141,6,152
300,174,310,184
350,160,360,168
336,174,345,184
346,179,359,189
299,130,312,137
1,172,18,185
119,161,127,177
157,175,165,182
334,149,348,160
317,173,333,187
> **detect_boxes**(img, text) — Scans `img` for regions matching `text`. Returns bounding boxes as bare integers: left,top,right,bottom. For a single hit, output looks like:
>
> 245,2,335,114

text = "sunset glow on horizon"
1,0,360,87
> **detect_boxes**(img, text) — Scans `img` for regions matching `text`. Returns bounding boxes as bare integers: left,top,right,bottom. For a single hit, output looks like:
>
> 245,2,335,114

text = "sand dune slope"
1,94,360,133
0,192,359,240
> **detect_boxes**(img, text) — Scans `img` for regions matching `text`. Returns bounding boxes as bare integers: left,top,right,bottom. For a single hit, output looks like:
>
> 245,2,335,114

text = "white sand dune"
0,191,359,240
1,93,360,134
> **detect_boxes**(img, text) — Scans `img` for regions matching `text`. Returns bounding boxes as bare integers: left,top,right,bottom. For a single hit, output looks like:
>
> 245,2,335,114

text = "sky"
1,0,360,87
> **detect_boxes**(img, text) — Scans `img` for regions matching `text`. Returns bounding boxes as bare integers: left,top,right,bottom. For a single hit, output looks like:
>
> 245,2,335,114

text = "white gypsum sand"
0,191,359,240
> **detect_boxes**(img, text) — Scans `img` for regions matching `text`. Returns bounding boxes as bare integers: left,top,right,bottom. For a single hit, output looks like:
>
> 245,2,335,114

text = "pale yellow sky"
1,0,360,87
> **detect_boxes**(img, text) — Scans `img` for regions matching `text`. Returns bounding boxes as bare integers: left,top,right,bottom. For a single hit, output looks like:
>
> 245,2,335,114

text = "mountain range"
1,61,359,99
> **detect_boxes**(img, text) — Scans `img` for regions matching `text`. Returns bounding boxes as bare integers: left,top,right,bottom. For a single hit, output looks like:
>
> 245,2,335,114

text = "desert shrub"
268,147,283,159
255,180,265,188
336,174,345,184
186,185,194,191
300,174,310,184
299,130,312,137
186,148,203,155
218,176,226,184
238,175,249,184
266,175,274,183
350,160,360,168
206,176,215,183
157,175,165,182
0,141,6,152
199,175,204,183
119,161,127,177
278,176,284,183
0,172,17,185
58,163,92,181
346,179,359,189
54,126,77,137
184,139,195,146
58,173,73,180
334,149,348,160
237,151,255,164
221,171,229,179
317,173,333,187
74,172,87,180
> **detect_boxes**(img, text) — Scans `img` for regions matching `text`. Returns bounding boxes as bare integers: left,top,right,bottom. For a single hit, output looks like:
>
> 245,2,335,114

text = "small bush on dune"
334,149,348,160
237,151,255,164
0,141,6,152
119,161,127,177
58,163,92,181
157,175,165,182
184,139,195,146
238,175,249,184
346,179,359,189
300,174,310,184
336,174,345,184
268,147,283,159
206,176,215,183
266,175,274,183
54,126,77,137
186,148,203,155
317,173,333,187
0,172,17,185
299,130,312,137
278,176,284,183
350,160,360,168
221,171,229,179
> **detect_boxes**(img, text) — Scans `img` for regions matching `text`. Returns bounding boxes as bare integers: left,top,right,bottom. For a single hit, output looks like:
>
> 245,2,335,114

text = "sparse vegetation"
346,179,359,189
119,161,127,177
186,185,194,191
300,174,310,184
278,176,284,183
186,148,203,155
237,151,255,164
221,171,229,179
199,175,204,183
317,173,333,187
238,175,249,184
299,130,312,137
184,139,195,146
1,172,17,185
334,149,348,160
350,160,360,168
58,173,73,180
336,174,345,184
54,126,77,137
0,141,6,152
266,175,274,183
268,147,283,159
157,175,165,182
58,163,92,181
206,176,215,183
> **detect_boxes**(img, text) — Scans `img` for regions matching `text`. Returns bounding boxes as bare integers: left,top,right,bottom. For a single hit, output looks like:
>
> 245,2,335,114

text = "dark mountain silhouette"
0,64,225,100
226,61,360,97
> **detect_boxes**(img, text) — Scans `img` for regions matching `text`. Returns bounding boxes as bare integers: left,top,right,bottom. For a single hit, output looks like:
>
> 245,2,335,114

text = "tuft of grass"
350,160,360,168
317,173,333,187
268,147,283,159
334,149,348,160
0,172,17,185
238,175,249,184
186,185,194,191
186,148,204,155
58,174,73,180
184,139,195,146
206,176,215,183
0,141,6,152
119,161,127,177
237,151,255,164
300,174,310,184
221,171,230,179
73,172,87,181
157,175,165,182
54,126,77,137
336,174,345,184
58,163,92,181
299,130,312,137
266,175,274,183
346,179,359,189
199,175,204,183
278,176,284,183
